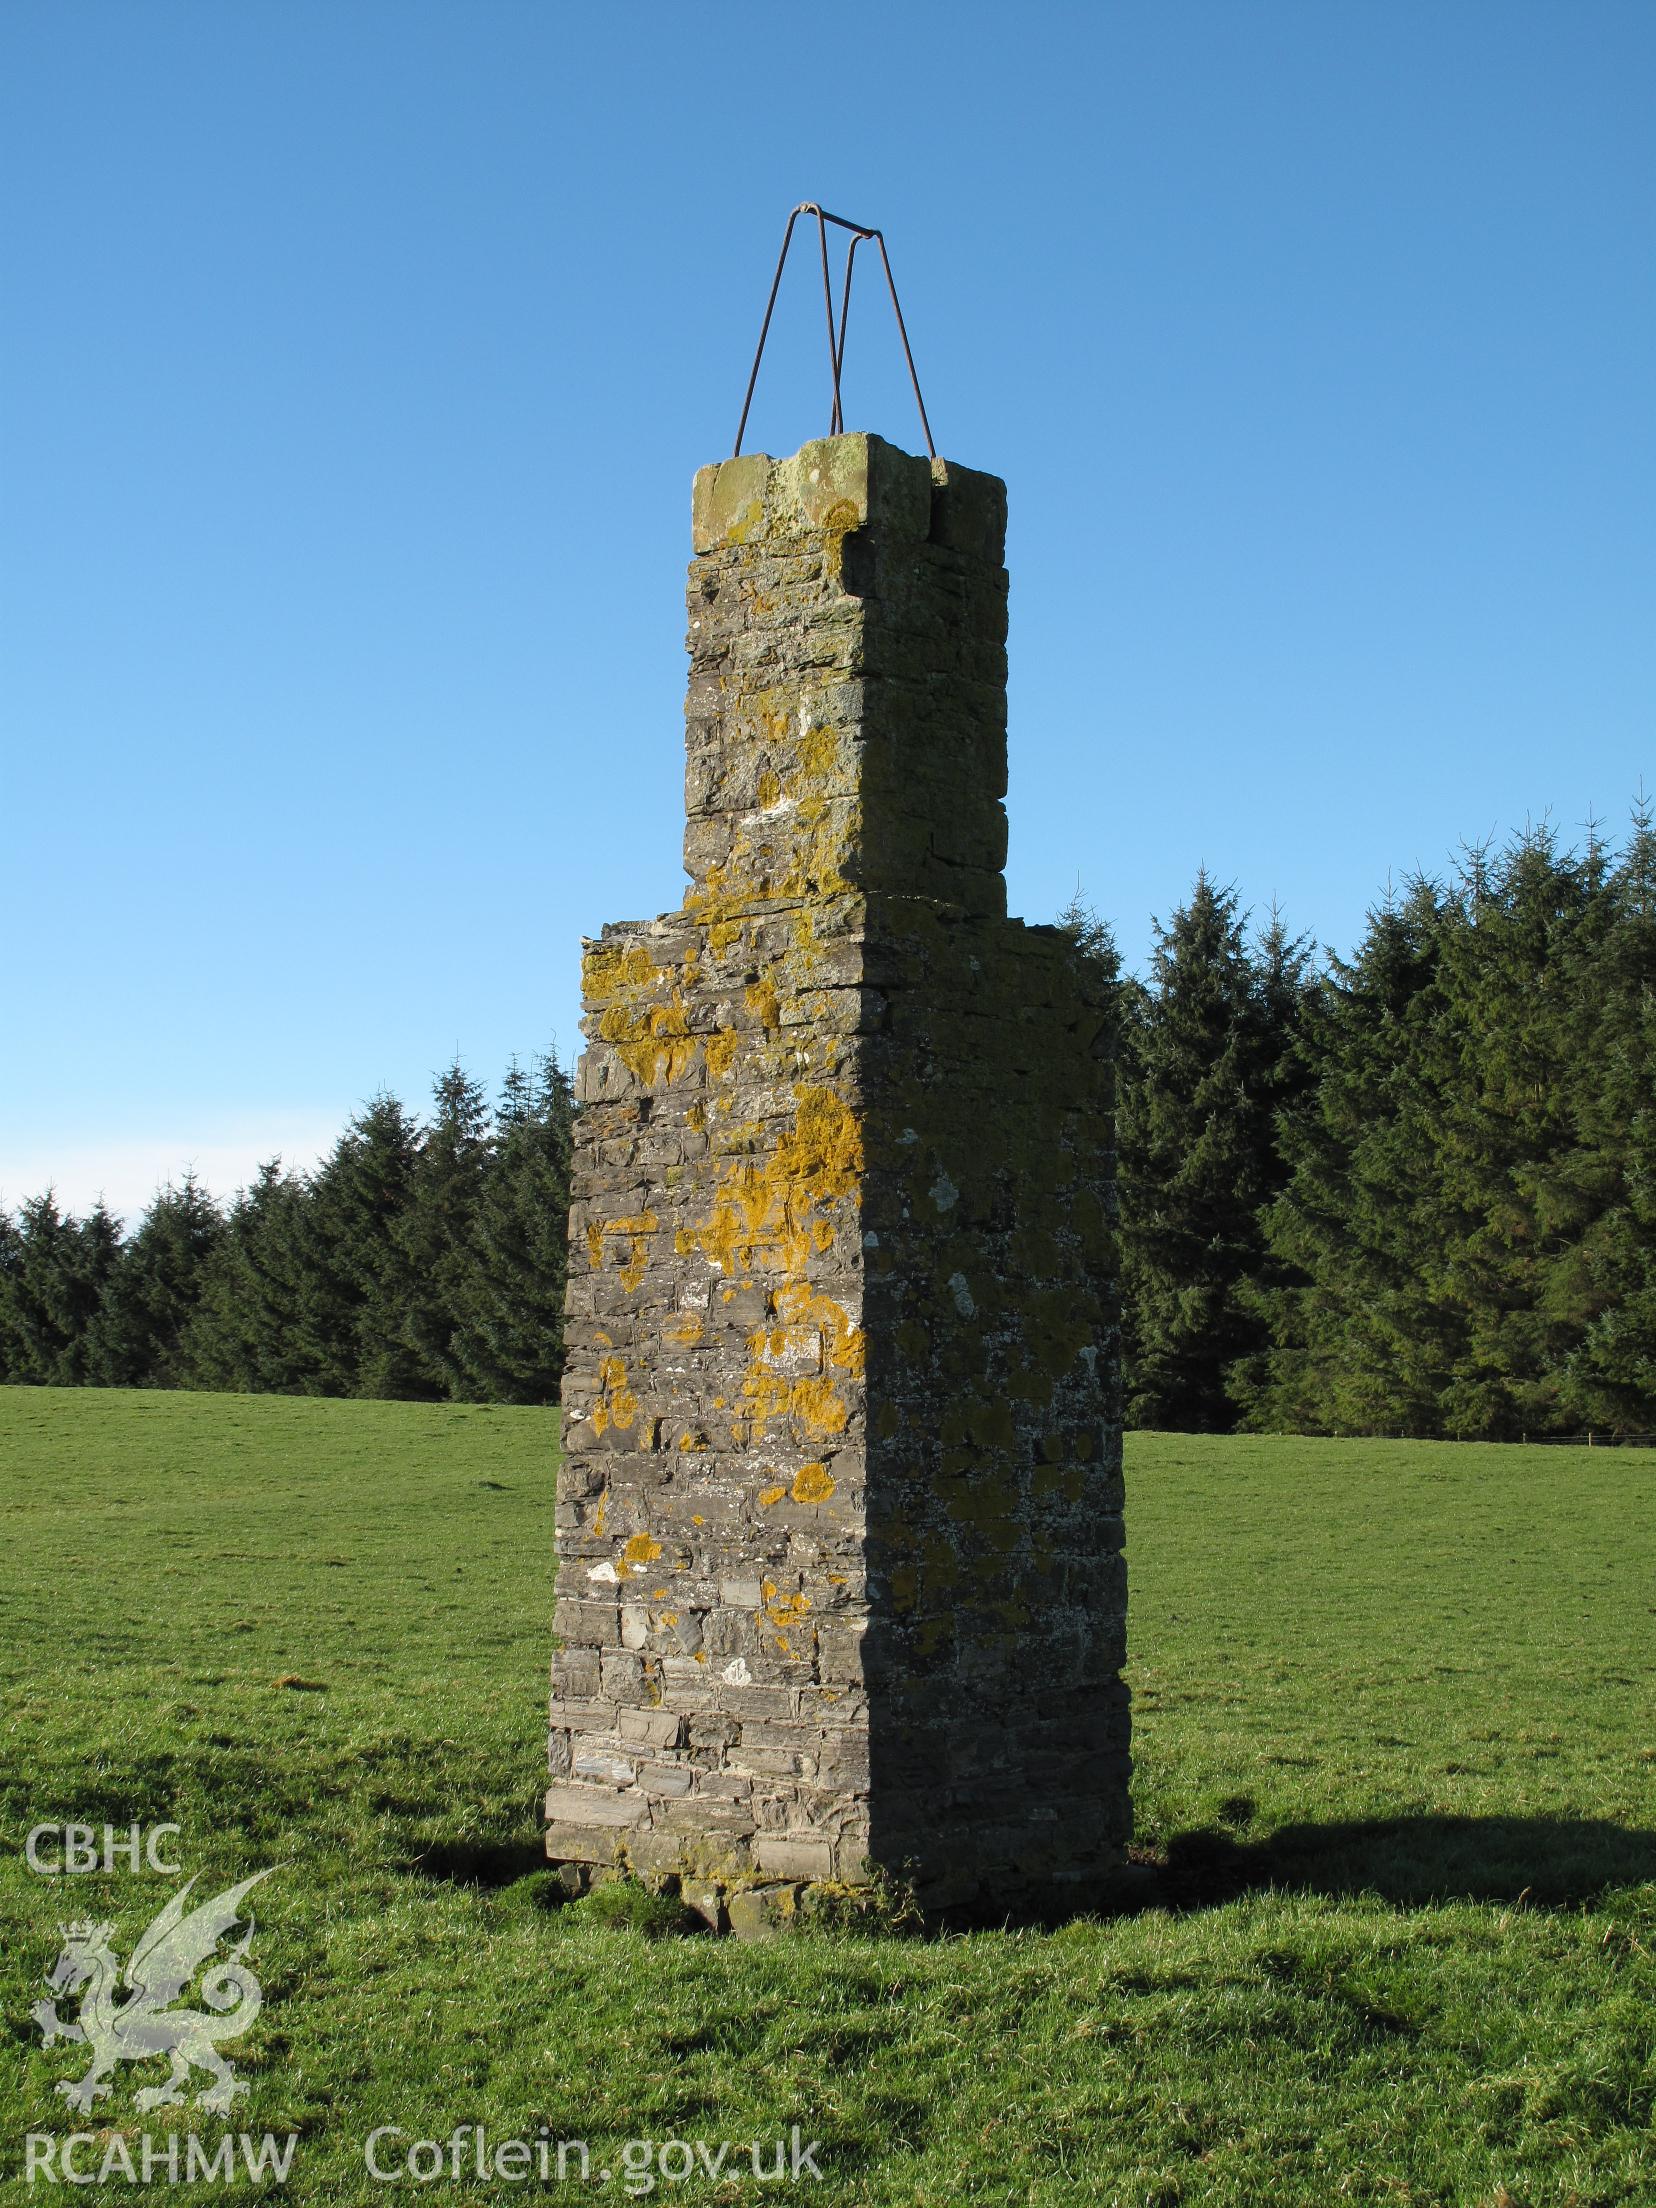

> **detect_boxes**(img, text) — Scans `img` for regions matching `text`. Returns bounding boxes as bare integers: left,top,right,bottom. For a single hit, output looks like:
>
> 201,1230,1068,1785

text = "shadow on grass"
402,1816,1656,1932
1157,1813,1656,1910
407,1837,549,1888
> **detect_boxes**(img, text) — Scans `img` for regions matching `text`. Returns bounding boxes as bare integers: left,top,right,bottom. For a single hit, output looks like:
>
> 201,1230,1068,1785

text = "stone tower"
549,433,1127,1915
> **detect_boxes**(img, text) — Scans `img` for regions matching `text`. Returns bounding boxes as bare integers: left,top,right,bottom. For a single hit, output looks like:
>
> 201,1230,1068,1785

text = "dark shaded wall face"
551,435,1127,1908
859,898,1127,1908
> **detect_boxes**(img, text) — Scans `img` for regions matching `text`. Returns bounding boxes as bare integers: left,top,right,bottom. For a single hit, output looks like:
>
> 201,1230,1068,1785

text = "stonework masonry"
549,433,1128,1912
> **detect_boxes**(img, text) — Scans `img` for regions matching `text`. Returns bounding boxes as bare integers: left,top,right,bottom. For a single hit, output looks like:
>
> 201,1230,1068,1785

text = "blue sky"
3,0,1651,1224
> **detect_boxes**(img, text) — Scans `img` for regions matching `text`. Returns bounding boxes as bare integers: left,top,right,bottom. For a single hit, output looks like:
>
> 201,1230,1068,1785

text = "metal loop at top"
733,203,936,462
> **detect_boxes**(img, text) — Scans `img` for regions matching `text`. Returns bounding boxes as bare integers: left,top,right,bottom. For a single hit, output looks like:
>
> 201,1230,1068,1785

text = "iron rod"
732,201,937,463
733,207,801,459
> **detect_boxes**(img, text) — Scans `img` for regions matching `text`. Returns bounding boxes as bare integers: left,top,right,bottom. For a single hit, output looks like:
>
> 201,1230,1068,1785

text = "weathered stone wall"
550,434,1127,1912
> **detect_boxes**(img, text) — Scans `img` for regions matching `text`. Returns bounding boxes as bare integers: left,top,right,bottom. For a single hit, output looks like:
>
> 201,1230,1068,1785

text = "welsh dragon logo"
32,1868,274,2116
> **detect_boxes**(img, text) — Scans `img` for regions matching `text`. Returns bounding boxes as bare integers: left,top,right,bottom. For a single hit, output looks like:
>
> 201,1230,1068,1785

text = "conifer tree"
0,1210,21,1381
1249,814,1655,1437
451,1055,576,1404
1243,882,1455,1433
392,1062,492,1399
0,1194,122,1384
295,1095,422,1396
180,1162,312,1392
1424,829,1602,1434
1223,905,1317,1419
85,1176,223,1388
1116,873,1297,1430
1560,802,1656,1427
1055,890,1123,978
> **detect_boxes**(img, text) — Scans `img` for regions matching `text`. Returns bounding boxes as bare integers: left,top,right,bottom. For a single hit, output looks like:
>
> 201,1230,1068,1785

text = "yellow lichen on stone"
586,937,709,1088
742,1354,853,1441
775,1282,865,1377
745,972,781,1030
778,1085,863,1206
798,722,839,785
821,497,861,584
675,1084,866,1440
599,993,696,1087
591,1355,637,1440
758,1483,786,1508
588,1213,659,1296
618,1228,656,1295
582,940,659,1003
685,788,858,909
762,1581,813,1657
784,1373,850,1437
792,1462,836,1504
722,498,763,545
617,1532,662,1579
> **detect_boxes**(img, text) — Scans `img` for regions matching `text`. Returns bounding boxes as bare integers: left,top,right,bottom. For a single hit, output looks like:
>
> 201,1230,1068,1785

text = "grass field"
1,1389,1652,2206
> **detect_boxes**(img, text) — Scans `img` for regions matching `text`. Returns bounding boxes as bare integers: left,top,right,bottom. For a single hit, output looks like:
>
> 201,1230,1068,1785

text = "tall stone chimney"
549,433,1127,1915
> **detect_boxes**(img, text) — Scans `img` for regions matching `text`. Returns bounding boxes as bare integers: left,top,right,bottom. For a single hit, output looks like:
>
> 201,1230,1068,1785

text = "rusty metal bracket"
733,203,936,461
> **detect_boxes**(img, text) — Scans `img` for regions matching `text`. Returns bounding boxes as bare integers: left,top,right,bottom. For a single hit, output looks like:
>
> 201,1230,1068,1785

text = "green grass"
0,1390,1652,2205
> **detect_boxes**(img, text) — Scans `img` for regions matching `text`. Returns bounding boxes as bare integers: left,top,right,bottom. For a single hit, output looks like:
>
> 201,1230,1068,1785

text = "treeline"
5,814,1653,1437
0,1059,574,1405
1086,809,1655,1437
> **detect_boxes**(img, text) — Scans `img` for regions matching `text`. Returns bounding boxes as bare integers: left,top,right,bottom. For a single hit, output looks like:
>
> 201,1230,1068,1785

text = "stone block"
554,1597,620,1647
543,1783,649,1829
753,1834,836,1882
682,1876,727,1933
638,1761,695,1799
727,1883,802,1942
780,433,932,542
619,1706,684,1750
552,1648,602,1698
547,1696,618,1730
653,1800,756,1868
691,452,771,553
543,1820,632,1867
573,1749,636,1787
